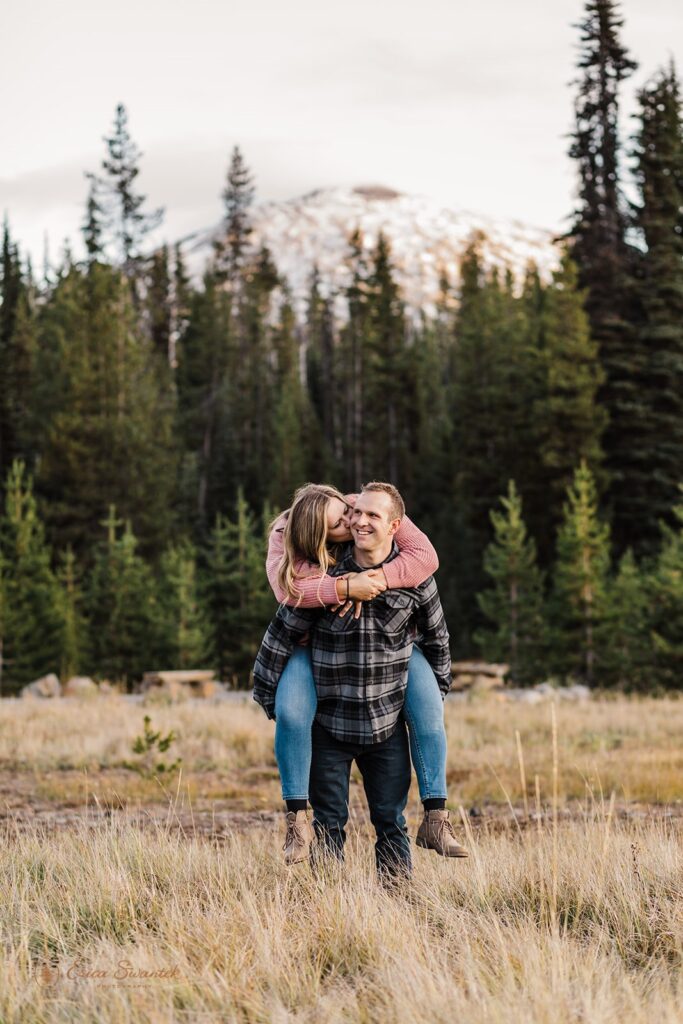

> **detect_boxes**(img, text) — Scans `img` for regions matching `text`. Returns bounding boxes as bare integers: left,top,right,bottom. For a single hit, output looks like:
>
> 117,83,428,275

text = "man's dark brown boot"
416,809,469,858
283,810,315,865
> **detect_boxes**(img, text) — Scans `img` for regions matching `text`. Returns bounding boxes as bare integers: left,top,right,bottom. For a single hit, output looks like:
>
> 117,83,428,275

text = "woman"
264,482,460,863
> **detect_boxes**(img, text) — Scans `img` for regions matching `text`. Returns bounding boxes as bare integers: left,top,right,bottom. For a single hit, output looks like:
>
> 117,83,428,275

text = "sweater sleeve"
265,502,439,606
413,579,452,696
266,514,340,608
382,515,439,589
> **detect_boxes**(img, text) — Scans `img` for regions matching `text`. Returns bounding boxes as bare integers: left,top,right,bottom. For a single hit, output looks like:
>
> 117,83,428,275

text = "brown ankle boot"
416,809,469,858
283,810,315,865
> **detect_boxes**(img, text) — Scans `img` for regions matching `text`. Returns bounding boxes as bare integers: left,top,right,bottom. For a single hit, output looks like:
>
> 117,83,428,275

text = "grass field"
0,692,681,1022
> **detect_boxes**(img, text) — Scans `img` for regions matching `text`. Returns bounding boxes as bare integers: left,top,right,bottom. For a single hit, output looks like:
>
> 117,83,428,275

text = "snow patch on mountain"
182,185,561,317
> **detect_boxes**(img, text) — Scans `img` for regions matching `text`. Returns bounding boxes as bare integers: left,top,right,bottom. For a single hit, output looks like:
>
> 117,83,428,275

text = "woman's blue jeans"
273,645,448,801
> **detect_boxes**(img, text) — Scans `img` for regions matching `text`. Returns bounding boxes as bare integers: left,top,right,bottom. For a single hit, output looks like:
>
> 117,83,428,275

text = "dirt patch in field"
0,766,681,843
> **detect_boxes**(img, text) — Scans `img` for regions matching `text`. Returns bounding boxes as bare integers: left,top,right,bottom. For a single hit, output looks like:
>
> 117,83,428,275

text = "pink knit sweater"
266,495,439,607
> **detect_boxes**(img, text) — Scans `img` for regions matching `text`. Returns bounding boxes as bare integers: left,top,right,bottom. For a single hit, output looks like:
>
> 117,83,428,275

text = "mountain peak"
185,186,559,317
352,185,402,200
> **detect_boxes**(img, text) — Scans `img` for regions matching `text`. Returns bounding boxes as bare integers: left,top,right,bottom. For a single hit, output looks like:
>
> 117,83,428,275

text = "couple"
253,480,468,880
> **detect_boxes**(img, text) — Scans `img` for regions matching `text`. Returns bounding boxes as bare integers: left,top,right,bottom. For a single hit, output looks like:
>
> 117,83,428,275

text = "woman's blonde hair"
274,483,348,603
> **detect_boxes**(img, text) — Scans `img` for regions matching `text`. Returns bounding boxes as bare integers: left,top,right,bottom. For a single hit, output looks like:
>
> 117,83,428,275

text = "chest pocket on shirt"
324,608,358,633
380,590,416,635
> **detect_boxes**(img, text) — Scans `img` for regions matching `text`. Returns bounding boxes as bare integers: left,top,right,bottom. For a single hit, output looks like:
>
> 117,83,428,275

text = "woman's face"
326,497,353,544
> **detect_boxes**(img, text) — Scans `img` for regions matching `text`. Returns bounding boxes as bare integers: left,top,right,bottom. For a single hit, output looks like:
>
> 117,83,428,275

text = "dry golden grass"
1,692,682,808
0,692,682,1022
1,813,681,1022
445,694,683,805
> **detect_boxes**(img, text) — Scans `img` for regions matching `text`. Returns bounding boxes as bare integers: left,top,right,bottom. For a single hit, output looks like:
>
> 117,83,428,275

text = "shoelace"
283,822,307,851
435,815,457,844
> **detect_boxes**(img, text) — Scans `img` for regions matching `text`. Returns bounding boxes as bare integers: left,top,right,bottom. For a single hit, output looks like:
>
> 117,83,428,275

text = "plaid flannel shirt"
253,542,451,744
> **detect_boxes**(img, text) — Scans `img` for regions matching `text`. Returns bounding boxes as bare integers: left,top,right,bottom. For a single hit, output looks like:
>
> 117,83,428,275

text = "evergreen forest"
0,0,681,693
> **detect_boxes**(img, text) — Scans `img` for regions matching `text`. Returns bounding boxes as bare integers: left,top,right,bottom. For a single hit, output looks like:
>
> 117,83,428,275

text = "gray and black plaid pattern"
253,543,451,745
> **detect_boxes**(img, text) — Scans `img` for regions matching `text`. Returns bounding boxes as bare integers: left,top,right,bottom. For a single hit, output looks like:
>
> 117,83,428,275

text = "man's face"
351,491,400,551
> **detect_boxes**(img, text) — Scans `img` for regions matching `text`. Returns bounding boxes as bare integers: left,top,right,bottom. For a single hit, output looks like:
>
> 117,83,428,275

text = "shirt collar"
339,539,400,573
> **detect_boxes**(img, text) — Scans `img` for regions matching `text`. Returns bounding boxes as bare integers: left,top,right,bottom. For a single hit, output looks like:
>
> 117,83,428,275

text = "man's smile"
352,525,374,540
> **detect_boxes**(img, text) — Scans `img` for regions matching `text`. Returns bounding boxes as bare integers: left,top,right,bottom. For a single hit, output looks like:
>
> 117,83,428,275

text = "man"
254,481,466,878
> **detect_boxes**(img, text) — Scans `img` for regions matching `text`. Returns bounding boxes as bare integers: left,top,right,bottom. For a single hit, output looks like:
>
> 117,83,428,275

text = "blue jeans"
273,645,448,801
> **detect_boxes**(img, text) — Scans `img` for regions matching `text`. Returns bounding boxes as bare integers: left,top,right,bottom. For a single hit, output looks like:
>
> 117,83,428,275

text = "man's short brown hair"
361,481,405,522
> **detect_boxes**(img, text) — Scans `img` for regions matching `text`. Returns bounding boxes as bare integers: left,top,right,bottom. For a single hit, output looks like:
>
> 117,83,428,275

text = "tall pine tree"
35,261,177,558
602,549,652,689
339,229,370,488
629,63,683,554
552,462,611,684
227,245,279,508
202,492,275,683
213,146,255,285
269,293,314,507
176,271,234,529
475,480,546,684
0,220,29,489
648,490,683,689
450,238,538,642
306,266,341,478
157,540,210,669
86,508,161,684
363,233,409,484
0,461,63,690
567,0,639,555
81,177,105,267
530,251,607,557
147,243,173,364
89,103,164,295
57,547,88,682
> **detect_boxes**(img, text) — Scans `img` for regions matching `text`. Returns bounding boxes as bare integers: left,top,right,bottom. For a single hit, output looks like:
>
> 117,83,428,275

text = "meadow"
0,692,681,1022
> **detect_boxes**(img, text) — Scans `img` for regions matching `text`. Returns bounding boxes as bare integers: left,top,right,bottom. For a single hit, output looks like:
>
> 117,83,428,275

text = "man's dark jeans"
308,720,412,878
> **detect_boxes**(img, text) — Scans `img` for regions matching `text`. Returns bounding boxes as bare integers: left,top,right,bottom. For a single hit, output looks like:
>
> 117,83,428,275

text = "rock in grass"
21,673,61,699
62,676,99,698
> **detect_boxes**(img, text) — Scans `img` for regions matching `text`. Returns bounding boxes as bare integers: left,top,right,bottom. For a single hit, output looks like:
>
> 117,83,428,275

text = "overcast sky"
2,0,681,268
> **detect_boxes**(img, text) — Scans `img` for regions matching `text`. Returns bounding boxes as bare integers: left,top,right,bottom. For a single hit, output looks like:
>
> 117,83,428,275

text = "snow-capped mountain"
182,185,560,318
